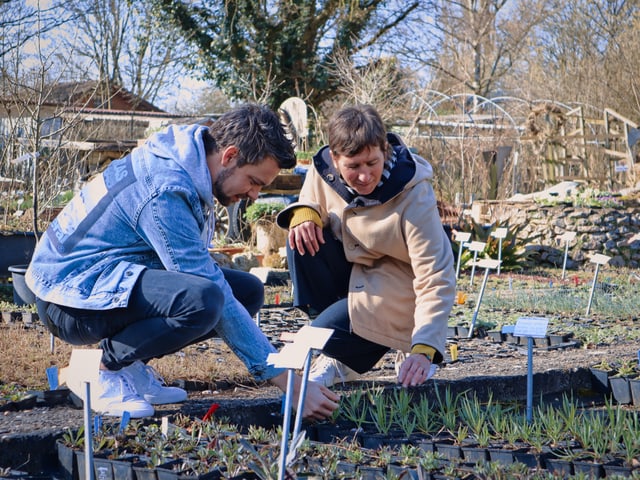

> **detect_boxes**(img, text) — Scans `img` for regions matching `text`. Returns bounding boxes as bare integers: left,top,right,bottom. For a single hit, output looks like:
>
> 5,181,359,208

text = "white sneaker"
394,350,438,380
309,354,359,387
92,370,154,418
123,361,188,405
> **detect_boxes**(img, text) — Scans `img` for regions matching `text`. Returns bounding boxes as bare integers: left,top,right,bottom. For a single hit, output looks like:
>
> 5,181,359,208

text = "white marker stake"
467,241,486,287
514,317,549,423
59,350,102,480
267,326,333,480
491,228,508,276
586,254,611,316
83,381,95,480
453,231,471,280
558,232,577,280
468,259,500,338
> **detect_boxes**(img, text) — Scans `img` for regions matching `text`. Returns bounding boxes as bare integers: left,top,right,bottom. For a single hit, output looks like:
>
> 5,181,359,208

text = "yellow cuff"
411,345,436,361
289,207,322,229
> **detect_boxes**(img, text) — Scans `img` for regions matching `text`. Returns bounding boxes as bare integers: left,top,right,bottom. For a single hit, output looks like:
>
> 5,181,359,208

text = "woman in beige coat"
277,105,456,388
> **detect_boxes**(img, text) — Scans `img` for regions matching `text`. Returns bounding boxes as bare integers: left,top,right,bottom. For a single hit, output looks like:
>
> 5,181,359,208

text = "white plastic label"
514,317,549,338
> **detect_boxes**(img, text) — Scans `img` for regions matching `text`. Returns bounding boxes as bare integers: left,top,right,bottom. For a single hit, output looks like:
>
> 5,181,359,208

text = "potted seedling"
609,360,638,405
243,201,288,258
590,359,617,395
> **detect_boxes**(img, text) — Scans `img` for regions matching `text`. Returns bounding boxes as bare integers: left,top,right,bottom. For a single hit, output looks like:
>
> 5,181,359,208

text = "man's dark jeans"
36,268,264,371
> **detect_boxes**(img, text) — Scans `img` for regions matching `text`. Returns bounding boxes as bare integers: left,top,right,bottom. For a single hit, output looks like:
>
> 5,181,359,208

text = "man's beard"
212,166,236,206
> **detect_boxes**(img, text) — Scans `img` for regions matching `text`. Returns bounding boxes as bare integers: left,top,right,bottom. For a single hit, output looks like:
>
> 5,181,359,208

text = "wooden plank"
262,173,303,193
520,134,624,142
603,149,629,159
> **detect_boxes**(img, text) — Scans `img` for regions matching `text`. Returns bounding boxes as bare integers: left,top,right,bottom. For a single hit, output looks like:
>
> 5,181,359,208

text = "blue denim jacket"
26,124,281,381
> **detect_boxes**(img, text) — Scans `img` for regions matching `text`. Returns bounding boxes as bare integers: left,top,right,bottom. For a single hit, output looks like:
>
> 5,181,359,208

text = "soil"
1,280,638,475
0,309,633,438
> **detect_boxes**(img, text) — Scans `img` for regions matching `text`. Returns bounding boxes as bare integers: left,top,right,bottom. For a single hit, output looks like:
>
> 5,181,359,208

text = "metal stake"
586,254,611,316
277,370,295,480
558,232,576,281
490,228,508,276
453,232,471,280
83,381,95,480
526,337,533,423
467,241,486,287
468,259,500,338
513,317,548,424
292,352,312,444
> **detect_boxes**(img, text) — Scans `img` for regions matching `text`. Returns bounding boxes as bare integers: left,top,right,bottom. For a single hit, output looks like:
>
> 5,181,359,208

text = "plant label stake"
453,231,471,279
58,349,102,480
267,326,333,480
514,317,548,423
586,254,611,316
46,366,59,390
83,381,95,480
467,241,486,287
490,227,508,276
557,231,576,280
119,412,130,433
468,258,500,338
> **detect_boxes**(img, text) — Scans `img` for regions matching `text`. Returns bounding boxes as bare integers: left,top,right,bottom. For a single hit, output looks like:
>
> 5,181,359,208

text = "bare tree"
0,1,71,58
0,6,101,236
324,50,418,124
394,0,556,98
517,0,640,116
57,0,190,107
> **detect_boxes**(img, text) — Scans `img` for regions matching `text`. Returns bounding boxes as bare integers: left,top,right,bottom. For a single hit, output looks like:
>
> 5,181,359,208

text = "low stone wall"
472,202,640,268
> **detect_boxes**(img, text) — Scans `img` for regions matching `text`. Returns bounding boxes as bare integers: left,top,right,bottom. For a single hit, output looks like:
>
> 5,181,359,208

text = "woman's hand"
396,353,434,387
288,221,325,256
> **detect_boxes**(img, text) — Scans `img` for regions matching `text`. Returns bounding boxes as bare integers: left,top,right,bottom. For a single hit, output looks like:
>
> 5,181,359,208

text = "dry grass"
0,284,293,392
0,323,254,391
5,268,636,394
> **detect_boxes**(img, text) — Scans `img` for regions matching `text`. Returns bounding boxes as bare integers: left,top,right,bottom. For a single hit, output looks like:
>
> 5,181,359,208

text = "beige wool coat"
278,136,456,363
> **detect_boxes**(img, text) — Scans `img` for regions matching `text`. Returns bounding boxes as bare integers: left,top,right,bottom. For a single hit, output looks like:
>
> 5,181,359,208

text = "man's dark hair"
328,104,390,159
204,104,296,169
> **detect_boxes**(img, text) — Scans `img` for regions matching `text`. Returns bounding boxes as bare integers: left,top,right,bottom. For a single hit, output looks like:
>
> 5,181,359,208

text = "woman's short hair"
328,105,390,159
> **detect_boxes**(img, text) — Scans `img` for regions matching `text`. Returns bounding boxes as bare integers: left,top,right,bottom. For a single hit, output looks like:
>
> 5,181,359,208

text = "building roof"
46,80,165,113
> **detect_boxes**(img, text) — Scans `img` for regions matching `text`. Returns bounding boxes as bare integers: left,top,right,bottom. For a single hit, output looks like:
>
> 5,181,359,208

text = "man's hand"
270,372,339,421
288,221,325,256
396,353,433,388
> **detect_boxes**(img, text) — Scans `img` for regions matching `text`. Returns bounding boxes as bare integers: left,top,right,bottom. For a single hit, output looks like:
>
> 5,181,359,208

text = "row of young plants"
0,301,38,325
317,386,640,475
479,274,640,323
57,386,640,479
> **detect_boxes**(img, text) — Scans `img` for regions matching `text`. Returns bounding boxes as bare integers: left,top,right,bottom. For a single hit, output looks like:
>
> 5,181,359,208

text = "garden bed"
2,269,640,477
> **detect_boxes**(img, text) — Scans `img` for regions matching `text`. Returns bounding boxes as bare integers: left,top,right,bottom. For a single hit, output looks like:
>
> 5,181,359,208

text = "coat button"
113,297,120,303
125,271,133,277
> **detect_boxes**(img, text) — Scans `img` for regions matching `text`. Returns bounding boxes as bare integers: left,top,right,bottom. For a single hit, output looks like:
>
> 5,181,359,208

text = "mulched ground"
1,307,634,438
